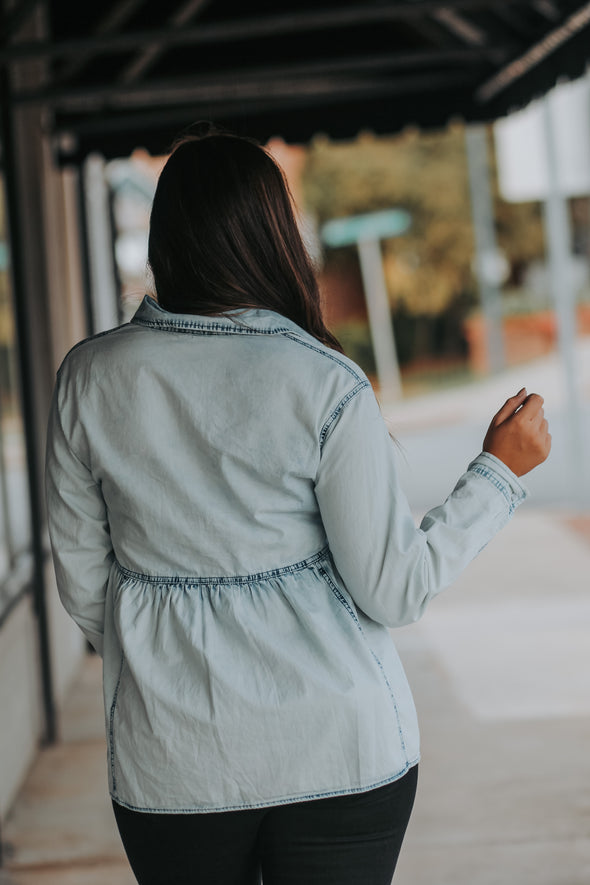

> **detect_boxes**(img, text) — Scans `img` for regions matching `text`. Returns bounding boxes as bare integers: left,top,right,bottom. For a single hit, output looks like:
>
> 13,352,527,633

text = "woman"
45,131,550,884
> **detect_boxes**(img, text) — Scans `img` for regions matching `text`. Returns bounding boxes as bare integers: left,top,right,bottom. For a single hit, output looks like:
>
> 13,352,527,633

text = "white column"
465,125,505,374
541,94,589,508
83,154,120,333
357,236,403,403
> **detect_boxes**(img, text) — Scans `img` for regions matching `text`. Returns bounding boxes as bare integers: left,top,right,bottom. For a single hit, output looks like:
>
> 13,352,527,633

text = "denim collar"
131,295,304,337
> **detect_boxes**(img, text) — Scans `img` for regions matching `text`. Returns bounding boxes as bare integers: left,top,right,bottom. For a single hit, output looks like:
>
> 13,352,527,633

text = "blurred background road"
391,338,590,512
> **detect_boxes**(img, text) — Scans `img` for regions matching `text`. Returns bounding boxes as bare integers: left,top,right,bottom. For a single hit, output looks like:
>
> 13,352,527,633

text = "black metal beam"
15,46,508,108
0,0,41,43
432,7,488,45
54,81,481,165
530,0,560,20
21,69,475,117
476,0,590,102
0,0,536,63
54,69,472,144
52,0,148,86
120,0,213,84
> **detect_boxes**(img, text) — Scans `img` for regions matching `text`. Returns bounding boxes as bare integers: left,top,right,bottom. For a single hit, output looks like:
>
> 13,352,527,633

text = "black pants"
112,765,418,885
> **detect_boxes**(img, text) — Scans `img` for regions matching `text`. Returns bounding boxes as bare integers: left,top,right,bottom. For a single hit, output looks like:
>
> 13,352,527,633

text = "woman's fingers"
491,388,528,426
518,392,545,421
483,390,551,476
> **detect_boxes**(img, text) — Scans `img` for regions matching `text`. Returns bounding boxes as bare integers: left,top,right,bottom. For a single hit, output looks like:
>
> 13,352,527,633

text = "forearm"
316,389,528,628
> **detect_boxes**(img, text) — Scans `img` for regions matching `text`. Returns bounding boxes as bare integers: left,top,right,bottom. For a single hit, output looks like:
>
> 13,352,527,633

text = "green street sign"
321,209,411,247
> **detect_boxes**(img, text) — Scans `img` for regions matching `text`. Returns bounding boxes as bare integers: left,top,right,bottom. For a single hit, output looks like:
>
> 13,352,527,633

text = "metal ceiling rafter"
476,0,590,102
435,3,539,55
0,0,42,43
530,0,560,20
431,8,488,45
55,69,473,140
119,0,213,84
0,0,535,63
52,0,148,85
21,68,473,115
402,13,468,56
15,45,511,107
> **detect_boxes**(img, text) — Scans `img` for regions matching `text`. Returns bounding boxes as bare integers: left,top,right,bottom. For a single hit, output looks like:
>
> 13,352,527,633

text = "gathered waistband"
115,546,331,586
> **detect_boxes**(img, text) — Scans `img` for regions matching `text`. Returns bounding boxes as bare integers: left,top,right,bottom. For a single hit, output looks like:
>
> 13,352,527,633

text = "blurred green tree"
302,125,545,318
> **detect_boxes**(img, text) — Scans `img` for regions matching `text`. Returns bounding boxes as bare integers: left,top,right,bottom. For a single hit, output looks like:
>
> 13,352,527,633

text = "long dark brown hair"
148,129,341,352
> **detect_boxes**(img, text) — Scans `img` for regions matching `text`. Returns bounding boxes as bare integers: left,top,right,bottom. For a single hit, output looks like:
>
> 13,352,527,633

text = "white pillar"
465,125,505,374
357,237,403,403
83,154,120,333
541,95,589,508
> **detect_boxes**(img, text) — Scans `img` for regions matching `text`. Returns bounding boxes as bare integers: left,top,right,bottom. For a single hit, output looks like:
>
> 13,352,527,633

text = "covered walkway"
1,0,590,878
3,346,590,883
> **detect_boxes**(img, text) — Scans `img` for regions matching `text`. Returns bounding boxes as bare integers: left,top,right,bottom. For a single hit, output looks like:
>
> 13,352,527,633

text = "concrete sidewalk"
1,508,589,884
1,655,133,885
394,508,590,885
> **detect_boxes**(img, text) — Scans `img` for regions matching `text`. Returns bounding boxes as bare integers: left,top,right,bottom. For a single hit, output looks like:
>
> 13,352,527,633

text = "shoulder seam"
57,325,127,375
319,381,371,451
282,332,365,382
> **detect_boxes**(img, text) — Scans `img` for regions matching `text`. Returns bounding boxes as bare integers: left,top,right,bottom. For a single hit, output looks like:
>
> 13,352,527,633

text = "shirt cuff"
467,451,529,512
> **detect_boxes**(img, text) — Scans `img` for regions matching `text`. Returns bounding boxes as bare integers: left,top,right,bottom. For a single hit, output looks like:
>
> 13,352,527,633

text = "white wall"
46,561,86,731
0,597,42,818
0,147,92,822
0,571,85,820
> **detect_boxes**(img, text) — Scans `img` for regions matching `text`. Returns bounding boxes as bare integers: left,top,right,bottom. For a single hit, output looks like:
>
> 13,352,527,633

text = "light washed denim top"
45,295,527,813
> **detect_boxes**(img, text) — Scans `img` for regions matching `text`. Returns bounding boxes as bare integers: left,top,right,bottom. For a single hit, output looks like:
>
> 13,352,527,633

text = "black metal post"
0,65,56,745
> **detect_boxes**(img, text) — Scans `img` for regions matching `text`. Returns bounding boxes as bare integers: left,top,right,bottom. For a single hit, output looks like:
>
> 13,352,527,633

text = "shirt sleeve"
45,379,114,656
314,385,528,628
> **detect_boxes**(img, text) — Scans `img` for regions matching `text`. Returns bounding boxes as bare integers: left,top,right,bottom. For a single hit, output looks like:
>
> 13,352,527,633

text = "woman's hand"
483,388,552,477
